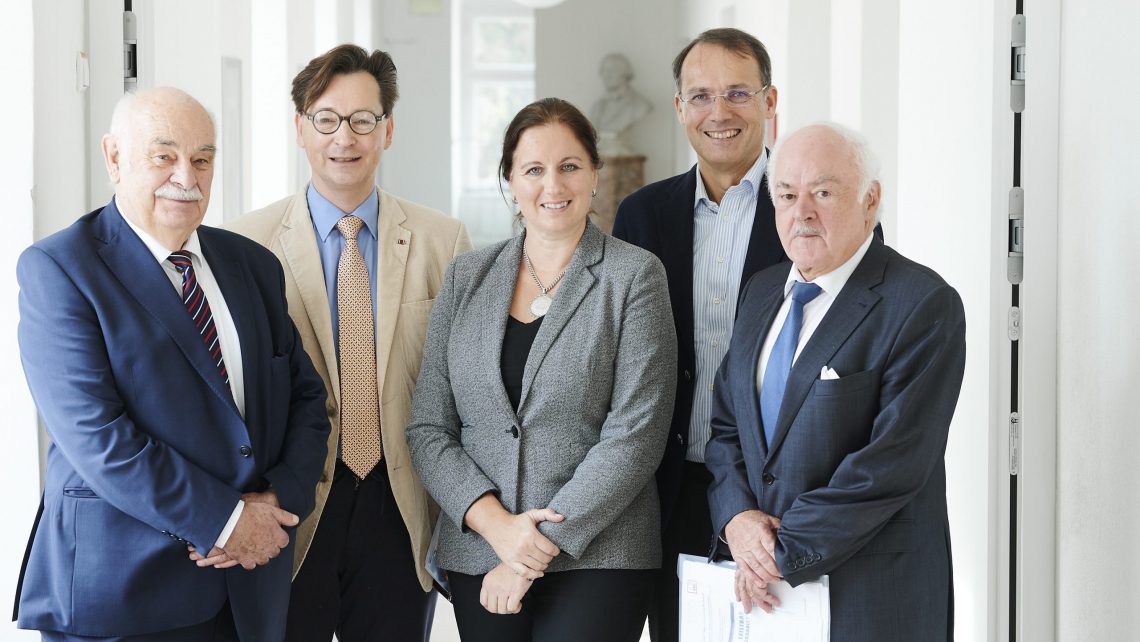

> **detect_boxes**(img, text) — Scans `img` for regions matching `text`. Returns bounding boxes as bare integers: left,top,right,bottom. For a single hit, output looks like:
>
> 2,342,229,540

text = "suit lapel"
199,229,254,419
374,190,411,399
767,241,888,458
278,190,340,406
740,172,787,288
517,224,603,411
482,235,524,417
95,201,237,413
662,169,697,360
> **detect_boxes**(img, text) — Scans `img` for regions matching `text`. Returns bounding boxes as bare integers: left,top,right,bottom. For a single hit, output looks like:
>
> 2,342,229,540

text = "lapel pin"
397,239,407,245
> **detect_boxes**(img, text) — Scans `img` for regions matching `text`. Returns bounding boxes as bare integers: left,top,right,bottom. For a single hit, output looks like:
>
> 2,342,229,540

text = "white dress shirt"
756,232,876,392
120,211,245,548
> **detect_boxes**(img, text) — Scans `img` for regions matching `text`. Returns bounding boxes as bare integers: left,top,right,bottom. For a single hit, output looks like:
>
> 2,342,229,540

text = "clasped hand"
725,509,783,614
480,562,535,614
187,491,297,570
481,508,565,580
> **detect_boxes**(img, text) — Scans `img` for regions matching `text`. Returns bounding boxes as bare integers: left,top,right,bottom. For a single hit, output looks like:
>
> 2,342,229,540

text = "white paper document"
678,554,830,641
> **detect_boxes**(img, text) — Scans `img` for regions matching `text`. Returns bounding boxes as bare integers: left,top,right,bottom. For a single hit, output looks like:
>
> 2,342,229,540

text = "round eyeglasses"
304,109,387,135
677,86,770,111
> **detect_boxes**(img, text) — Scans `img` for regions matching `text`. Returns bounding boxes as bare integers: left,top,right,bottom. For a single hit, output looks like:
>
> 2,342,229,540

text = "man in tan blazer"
228,44,471,642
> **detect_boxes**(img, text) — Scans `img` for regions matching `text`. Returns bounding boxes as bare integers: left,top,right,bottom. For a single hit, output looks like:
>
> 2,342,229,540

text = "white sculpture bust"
589,53,652,155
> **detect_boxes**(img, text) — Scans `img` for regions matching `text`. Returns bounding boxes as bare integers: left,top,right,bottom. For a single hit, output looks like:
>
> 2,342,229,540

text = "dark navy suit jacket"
706,238,965,641
14,200,330,638
612,165,785,528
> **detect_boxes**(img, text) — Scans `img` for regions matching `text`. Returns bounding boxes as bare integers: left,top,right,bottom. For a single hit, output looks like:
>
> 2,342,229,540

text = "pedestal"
591,154,646,235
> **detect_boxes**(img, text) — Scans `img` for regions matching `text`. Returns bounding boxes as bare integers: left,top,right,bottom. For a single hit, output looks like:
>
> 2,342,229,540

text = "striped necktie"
168,251,229,388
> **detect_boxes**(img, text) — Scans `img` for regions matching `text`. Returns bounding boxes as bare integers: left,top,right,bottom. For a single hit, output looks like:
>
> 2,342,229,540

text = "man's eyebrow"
199,144,217,153
808,175,840,187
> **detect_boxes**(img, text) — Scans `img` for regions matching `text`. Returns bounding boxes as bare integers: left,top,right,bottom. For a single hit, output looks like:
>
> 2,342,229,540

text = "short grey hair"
768,121,881,209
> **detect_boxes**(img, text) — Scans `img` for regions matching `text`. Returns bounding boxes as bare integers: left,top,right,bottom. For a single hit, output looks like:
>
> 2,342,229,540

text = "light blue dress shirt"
306,182,380,355
688,150,767,462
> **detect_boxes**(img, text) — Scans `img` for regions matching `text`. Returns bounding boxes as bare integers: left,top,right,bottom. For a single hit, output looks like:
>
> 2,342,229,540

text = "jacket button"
506,426,519,439
239,445,252,457
674,433,684,445
762,472,775,485
813,553,822,562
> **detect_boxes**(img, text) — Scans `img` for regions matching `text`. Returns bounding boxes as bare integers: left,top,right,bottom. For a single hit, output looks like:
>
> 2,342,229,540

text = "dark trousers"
41,603,238,642
649,461,713,642
450,568,653,642
286,460,436,642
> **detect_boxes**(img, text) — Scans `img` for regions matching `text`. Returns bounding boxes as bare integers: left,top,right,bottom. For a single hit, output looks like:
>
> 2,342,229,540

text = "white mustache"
792,224,823,237
154,183,203,201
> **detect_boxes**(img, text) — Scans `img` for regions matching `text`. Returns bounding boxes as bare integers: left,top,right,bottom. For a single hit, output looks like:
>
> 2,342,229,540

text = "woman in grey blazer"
407,98,677,641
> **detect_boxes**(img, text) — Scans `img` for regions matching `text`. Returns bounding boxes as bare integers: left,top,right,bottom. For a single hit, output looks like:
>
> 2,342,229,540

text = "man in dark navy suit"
611,28,784,642
706,123,964,640
14,87,329,641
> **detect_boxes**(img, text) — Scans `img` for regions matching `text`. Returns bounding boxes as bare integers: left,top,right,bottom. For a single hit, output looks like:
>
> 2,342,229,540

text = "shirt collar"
307,183,379,241
694,148,768,210
117,197,204,263
782,231,876,299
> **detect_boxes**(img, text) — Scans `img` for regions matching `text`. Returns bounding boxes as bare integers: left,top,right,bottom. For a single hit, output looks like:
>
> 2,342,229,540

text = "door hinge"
1011,14,1026,112
123,10,137,92
1008,187,1024,284
1009,412,1021,475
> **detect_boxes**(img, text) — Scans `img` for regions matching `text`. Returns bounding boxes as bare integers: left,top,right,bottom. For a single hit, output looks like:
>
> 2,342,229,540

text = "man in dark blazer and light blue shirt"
706,122,965,641
610,29,785,642
13,87,330,641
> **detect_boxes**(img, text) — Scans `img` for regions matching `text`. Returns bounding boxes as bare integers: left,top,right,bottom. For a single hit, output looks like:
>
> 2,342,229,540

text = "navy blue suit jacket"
612,165,786,528
14,200,330,638
706,238,965,641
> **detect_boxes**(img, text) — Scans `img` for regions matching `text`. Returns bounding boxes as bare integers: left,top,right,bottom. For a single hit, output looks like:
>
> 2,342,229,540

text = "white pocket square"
820,366,840,380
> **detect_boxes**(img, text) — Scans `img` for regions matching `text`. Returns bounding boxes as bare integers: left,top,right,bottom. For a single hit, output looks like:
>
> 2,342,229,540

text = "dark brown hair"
671,28,772,92
291,44,399,117
499,98,602,185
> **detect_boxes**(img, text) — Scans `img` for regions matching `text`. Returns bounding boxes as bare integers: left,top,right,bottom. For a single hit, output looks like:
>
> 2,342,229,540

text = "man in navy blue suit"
13,87,330,641
706,123,965,640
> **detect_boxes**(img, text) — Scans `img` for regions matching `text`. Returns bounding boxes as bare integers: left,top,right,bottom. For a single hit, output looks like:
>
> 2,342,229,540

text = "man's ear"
381,114,395,150
864,180,881,219
101,134,121,183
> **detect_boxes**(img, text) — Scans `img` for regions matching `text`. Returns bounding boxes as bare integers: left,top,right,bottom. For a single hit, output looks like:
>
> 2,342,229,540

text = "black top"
501,315,543,410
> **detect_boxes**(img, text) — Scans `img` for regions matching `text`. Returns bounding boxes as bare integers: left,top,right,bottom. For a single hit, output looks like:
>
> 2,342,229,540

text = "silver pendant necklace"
523,245,568,319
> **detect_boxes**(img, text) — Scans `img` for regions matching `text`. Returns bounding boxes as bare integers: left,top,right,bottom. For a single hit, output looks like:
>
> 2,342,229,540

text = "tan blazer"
227,187,472,591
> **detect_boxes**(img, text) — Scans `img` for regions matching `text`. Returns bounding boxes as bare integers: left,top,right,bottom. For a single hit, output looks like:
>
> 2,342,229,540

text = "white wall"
1056,0,1140,638
375,0,453,213
535,0,681,184
3,2,51,639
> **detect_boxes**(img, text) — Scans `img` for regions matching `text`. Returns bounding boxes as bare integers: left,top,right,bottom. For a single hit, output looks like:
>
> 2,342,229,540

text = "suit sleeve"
406,261,501,529
705,324,762,544
778,284,966,586
17,246,240,555
538,256,678,558
259,265,331,521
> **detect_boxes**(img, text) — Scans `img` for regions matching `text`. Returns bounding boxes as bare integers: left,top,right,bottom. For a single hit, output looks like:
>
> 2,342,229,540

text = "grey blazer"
407,223,677,576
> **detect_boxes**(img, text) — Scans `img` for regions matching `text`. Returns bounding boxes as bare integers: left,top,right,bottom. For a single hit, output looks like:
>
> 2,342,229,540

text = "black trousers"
649,461,714,642
41,603,237,642
285,460,436,642
450,568,653,642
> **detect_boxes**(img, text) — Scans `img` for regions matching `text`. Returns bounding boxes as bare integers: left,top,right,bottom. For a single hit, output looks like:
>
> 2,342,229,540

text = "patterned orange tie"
336,216,382,479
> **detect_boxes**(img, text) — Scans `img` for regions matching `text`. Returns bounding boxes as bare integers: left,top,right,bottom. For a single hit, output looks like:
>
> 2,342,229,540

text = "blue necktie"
760,281,823,447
